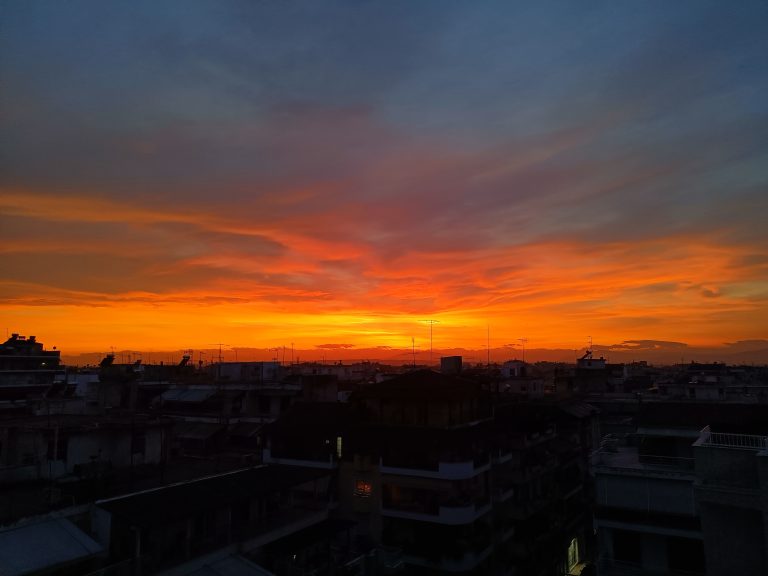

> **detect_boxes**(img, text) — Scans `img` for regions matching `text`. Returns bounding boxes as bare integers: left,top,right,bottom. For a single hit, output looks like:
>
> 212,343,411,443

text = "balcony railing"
382,500,491,525
380,458,489,480
698,425,768,450
598,557,704,576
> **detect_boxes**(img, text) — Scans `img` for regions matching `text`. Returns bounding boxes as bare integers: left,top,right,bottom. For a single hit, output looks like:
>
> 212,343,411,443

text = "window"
613,529,641,563
567,537,579,570
47,433,68,461
355,479,372,497
336,436,343,459
132,431,146,455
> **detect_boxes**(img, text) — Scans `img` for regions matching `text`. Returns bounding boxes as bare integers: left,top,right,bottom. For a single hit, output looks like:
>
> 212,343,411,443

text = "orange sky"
2,189,766,356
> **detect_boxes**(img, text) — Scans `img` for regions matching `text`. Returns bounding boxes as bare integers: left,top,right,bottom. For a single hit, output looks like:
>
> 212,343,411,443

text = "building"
0,413,171,485
94,464,337,574
593,402,768,576
694,427,768,576
265,369,598,575
0,334,63,403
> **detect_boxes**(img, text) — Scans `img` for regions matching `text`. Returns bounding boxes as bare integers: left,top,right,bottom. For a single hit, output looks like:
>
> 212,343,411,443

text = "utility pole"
421,320,440,366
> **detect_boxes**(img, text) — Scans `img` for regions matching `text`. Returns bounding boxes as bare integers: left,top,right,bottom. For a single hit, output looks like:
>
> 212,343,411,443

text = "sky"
1,1,768,359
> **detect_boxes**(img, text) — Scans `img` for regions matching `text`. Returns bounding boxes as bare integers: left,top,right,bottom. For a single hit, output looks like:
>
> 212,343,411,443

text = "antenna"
487,325,491,368
588,335,593,351
412,337,416,368
518,337,528,363
421,320,440,366
209,343,230,364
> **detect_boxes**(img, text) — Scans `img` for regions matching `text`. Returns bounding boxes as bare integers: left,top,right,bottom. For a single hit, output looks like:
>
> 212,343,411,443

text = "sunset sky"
2,1,767,359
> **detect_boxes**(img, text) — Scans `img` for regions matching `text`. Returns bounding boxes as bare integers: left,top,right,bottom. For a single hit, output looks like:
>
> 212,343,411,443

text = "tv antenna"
421,320,440,366
487,325,491,368
209,343,230,364
517,337,528,363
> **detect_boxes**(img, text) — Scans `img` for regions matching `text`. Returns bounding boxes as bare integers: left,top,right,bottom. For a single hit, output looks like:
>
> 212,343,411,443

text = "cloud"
608,340,689,351
723,340,768,351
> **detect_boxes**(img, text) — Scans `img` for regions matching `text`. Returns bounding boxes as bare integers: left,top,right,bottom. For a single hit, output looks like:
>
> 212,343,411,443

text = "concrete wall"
699,503,766,576
596,474,696,516
694,444,762,489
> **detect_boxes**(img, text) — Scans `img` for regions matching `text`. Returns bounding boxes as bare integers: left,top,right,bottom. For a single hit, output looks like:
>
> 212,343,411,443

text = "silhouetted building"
95,464,336,573
265,369,598,575
0,334,62,402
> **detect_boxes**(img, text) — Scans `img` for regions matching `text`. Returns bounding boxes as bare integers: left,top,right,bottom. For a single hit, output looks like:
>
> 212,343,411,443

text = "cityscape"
2,1,768,575
1,333,768,575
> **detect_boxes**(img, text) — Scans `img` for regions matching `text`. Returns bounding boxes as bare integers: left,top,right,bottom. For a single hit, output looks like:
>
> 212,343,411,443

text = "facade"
694,428,768,576
265,369,598,575
0,334,63,402
0,414,171,485
593,402,768,576
95,464,337,574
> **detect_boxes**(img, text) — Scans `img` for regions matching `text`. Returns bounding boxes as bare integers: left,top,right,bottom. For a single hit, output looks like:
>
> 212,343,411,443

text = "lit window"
336,436,343,459
567,537,579,570
355,479,372,497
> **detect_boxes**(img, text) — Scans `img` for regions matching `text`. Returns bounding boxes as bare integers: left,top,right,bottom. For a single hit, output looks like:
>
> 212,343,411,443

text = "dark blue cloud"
2,0,767,247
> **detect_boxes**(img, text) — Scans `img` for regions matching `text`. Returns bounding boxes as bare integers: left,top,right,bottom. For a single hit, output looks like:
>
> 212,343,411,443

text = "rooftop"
0,516,103,576
97,464,330,528
354,369,481,400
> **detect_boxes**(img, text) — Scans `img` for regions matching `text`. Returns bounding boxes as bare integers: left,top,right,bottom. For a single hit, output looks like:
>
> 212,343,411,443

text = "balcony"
695,426,767,450
382,501,491,526
693,426,768,505
262,447,336,469
380,458,489,480
598,557,704,576
403,543,493,573
593,446,695,478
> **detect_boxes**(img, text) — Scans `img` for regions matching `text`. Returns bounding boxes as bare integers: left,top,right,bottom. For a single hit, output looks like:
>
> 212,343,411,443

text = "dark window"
47,433,68,461
668,537,705,573
613,530,642,564
132,431,146,455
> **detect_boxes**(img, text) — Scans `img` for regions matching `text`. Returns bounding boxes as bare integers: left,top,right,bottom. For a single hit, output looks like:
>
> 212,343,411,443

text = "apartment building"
593,402,768,576
265,369,597,575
